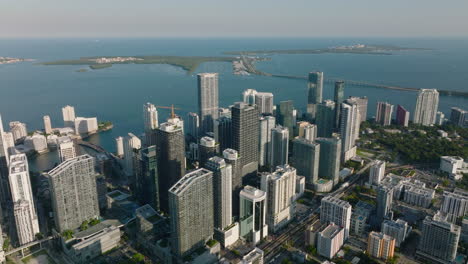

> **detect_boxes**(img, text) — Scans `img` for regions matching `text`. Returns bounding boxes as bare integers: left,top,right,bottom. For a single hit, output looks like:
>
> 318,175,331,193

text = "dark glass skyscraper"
316,100,336,138
232,102,259,183
307,71,323,120
292,138,320,185
135,145,160,211
334,81,345,129
316,137,341,186
214,115,232,152
276,100,294,139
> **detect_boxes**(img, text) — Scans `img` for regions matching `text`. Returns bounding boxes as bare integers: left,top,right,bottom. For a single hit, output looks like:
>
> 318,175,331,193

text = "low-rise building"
242,248,264,264
395,180,435,208
440,156,468,180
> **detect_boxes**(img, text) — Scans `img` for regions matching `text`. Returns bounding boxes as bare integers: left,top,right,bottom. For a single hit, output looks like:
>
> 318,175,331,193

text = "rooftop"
169,168,212,195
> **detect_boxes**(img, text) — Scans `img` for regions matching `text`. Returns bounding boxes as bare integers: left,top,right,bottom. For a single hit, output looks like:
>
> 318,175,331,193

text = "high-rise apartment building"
413,89,439,126
307,71,323,120
369,160,386,186
47,155,100,232
255,92,274,115
115,136,124,157
62,105,76,128
186,112,199,142
440,189,468,223
367,231,395,260
334,81,345,129
74,117,98,134
57,137,76,163
198,73,219,135
436,111,445,126
206,157,232,230
316,100,336,138
258,115,275,168
376,186,393,225
269,126,289,170
276,100,294,138
0,115,10,209
297,122,317,141
242,89,257,105
340,102,360,162
450,107,467,127
223,148,242,218
232,102,259,181
376,102,394,126
260,165,296,233
316,137,341,186
198,136,217,168
135,146,160,211
417,212,460,264
382,219,409,247
320,196,352,239
143,103,158,146
43,115,52,134
292,138,320,185
123,133,141,177
317,223,344,259
8,154,40,244
239,186,268,244
9,121,27,143
169,168,214,258
155,118,186,213
345,96,368,123
396,105,410,127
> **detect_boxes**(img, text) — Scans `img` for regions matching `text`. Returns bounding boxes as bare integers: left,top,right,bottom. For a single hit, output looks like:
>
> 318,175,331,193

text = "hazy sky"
1,0,468,38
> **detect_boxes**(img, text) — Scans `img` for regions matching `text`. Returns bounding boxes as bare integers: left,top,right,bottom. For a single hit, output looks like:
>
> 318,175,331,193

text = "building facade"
292,138,320,185
396,105,410,127
413,89,439,126
376,102,394,126
198,73,219,135
320,196,352,239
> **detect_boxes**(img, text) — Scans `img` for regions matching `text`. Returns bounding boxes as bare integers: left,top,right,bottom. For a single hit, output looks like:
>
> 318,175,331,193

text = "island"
223,44,429,56
0,56,34,64
42,55,238,73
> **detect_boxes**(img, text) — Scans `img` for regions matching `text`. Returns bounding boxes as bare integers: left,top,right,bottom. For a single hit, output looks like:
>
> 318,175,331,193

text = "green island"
223,44,429,56
75,68,88,72
42,55,237,73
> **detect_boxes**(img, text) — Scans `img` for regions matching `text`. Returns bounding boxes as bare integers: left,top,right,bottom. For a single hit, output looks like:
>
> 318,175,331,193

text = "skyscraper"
334,81,345,129
316,137,341,186
8,154,40,245
369,160,386,186
258,115,276,168
169,168,214,258
376,102,394,126
0,115,10,209
214,115,232,152
320,196,352,239
269,126,289,170
316,100,336,138
255,92,274,115
260,165,296,232
417,212,460,263
340,102,360,162
276,100,294,138
62,105,76,128
346,96,368,123
450,107,468,127
198,73,219,135
292,138,320,185
155,119,186,213
115,136,124,157
9,121,27,143
413,89,439,126
376,186,393,225
239,185,268,244
440,189,468,223
206,157,232,230
47,155,100,232
307,71,323,120
57,136,77,163
396,105,410,127
296,122,317,141
242,89,257,105
43,115,52,134
435,111,445,126
198,136,217,168
143,103,158,146
367,232,395,260
123,133,141,177
317,223,345,259
223,148,242,218
186,112,199,143
232,102,259,181
382,219,409,247
135,146,160,211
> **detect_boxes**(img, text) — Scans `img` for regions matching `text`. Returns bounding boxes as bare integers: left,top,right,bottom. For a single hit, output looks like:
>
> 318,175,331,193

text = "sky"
1,0,468,38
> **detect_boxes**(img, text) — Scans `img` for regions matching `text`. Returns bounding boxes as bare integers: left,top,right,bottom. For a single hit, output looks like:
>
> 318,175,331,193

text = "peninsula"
0,56,34,64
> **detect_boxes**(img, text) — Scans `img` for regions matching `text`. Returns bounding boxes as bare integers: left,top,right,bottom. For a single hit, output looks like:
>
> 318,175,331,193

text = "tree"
80,220,89,231
62,230,74,240
35,232,44,240
306,245,317,256
132,253,145,263
2,238,10,251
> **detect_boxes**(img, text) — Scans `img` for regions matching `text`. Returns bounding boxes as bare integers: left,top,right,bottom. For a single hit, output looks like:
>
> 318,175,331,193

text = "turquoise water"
1,38,467,158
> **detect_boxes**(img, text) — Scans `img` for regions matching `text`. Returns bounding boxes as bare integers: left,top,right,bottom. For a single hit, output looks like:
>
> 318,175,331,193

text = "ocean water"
1,38,467,164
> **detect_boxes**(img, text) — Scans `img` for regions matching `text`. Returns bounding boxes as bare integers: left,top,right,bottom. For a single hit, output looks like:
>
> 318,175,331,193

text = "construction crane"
155,104,181,118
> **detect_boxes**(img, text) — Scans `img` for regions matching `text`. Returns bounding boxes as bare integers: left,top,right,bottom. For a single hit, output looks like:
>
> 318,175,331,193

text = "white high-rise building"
62,105,76,128
2,132,14,151
198,73,219,135
413,89,439,126
74,117,98,134
317,223,344,259
270,126,289,170
239,186,268,244
9,121,27,143
321,196,352,239
440,189,468,223
382,219,409,247
8,154,40,245
57,137,76,162
24,134,48,153
123,133,141,177
0,115,11,208
143,103,158,145
369,160,386,185
115,136,124,157
258,115,275,167
255,92,274,115
242,89,257,105
340,102,360,162
261,165,296,233
302,123,317,142
43,115,53,134
376,102,394,126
